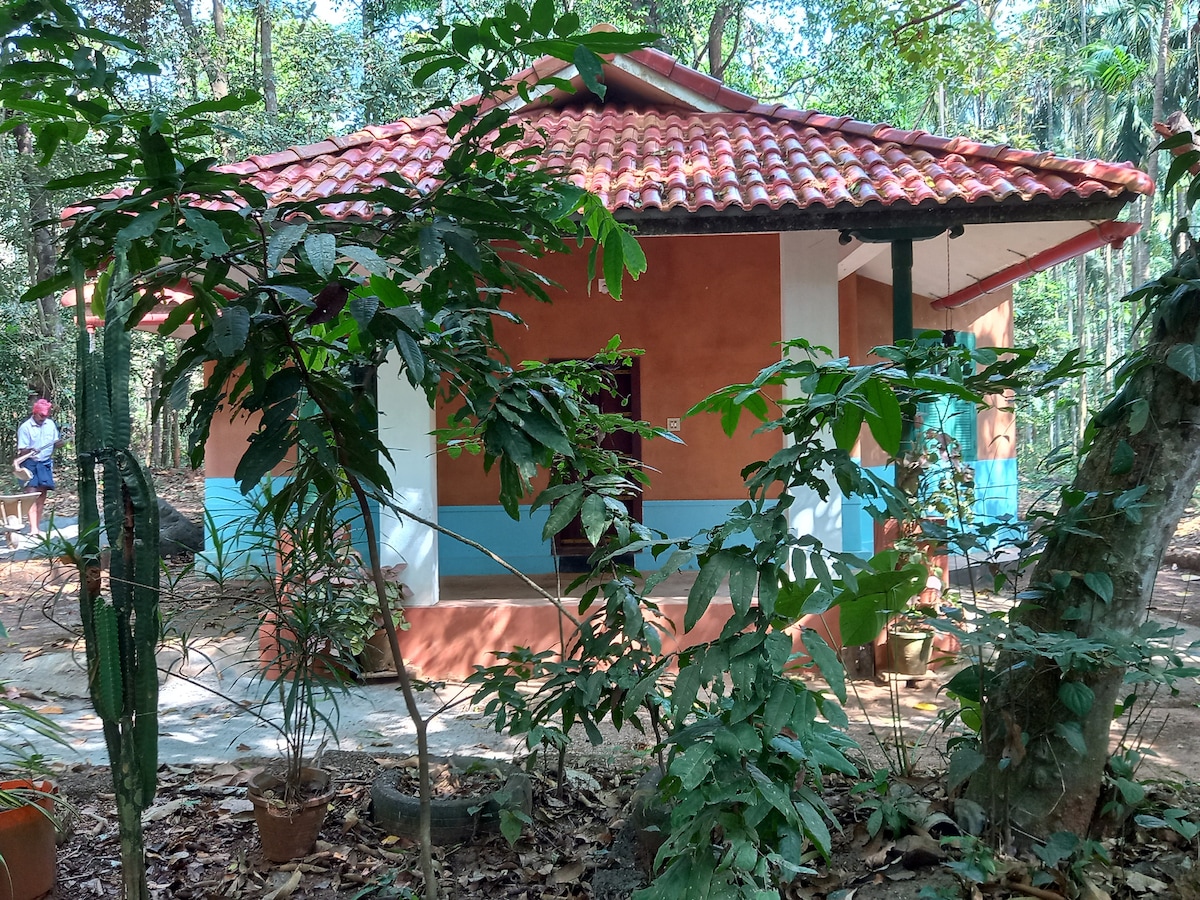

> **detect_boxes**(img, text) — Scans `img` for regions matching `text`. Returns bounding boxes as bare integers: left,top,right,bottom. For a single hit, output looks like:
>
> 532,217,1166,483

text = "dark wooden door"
552,362,642,569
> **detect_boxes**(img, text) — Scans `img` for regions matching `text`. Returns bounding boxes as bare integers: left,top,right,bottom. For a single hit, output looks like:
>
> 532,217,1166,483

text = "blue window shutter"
914,330,977,463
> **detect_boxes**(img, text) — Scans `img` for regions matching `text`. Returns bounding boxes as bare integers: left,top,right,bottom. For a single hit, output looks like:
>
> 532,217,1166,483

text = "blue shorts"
26,459,54,490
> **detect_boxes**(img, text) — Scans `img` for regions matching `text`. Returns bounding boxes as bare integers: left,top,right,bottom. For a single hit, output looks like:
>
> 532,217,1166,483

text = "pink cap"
32,399,51,416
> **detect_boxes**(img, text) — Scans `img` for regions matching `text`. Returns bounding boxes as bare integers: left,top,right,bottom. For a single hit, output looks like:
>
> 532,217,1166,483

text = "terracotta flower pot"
247,768,333,862
0,779,57,900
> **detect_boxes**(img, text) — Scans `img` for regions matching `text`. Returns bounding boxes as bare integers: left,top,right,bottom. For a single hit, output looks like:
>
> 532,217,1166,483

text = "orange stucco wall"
202,361,297,480
839,274,1015,468
438,233,786,506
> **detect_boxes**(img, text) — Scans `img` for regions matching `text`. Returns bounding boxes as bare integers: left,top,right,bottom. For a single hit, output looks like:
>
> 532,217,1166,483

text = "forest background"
0,0,1189,485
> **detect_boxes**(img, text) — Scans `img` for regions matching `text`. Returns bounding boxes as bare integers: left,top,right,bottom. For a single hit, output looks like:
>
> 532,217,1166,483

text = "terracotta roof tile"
173,63,1149,224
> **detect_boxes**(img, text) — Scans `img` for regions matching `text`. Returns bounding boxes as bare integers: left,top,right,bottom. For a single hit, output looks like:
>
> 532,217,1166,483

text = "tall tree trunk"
171,0,229,99
1135,0,1173,287
362,0,382,124
706,4,734,80
1075,256,1088,442
1103,247,1114,384
150,358,163,467
969,250,1200,838
13,122,58,347
258,0,278,122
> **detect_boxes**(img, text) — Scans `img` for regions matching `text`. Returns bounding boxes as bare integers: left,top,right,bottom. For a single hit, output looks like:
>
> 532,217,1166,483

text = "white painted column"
377,352,439,606
780,231,843,554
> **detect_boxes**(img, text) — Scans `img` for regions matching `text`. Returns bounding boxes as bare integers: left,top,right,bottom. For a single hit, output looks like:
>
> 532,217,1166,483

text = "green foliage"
851,768,928,839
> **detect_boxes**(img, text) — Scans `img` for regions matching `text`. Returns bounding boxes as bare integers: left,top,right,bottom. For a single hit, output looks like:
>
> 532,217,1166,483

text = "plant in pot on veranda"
244,517,373,863
0,667,72,900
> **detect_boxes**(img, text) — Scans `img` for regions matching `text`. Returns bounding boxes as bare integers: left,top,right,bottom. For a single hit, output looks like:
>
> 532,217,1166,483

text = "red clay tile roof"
221,101,1151,223
215,40,1149,223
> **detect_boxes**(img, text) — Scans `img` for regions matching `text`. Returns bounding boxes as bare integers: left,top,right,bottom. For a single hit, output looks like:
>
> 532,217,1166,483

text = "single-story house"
82,40,1154,676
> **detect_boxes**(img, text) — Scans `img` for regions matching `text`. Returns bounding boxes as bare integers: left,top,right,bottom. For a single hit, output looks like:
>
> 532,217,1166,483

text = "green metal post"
892,238,914,346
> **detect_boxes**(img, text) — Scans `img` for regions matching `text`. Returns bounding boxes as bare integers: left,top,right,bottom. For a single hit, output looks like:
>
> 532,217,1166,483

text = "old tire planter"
0,779,58,900
247,767,334,862
371,757,532,844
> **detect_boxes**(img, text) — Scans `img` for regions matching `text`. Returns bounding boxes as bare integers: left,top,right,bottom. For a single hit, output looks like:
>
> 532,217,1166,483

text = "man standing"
16,398,63,537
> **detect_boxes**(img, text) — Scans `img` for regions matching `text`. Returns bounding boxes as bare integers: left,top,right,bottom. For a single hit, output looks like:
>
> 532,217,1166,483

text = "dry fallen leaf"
1125,871,1170,894
554,859,586,883
261,869,303,900
142,797,188,823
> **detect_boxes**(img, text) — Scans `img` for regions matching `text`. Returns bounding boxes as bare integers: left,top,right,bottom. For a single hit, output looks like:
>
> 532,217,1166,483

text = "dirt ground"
1,472,1199,898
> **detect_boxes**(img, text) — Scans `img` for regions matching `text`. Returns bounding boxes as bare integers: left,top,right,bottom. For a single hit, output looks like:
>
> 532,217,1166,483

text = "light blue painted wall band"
206,458,1018,576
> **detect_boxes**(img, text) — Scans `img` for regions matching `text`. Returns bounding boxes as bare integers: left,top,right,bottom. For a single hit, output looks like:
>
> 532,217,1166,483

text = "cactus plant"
75,265,161,900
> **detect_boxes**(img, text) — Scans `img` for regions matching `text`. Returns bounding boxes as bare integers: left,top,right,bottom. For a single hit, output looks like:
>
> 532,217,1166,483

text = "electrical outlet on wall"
666,417,681,432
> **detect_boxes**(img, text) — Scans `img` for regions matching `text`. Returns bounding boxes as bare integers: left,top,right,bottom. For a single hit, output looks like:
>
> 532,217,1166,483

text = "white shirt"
17,417,58,462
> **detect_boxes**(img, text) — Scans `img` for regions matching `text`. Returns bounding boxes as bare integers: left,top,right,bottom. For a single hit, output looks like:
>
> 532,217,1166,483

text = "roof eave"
615,195,1135,237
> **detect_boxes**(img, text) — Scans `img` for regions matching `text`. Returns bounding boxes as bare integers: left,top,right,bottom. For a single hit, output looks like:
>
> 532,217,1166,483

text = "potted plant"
352,564,410,674
246,516,366,862
0,678,70,900
886,607,936,676
259,532,408,680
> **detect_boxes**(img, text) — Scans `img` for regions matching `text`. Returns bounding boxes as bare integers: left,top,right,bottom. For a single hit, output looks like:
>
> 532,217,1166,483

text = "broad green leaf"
1082,571,1113,604
727,554,757,618
802,629,845,702
530,0,555,34
862,379,902,456
1127,398,1149,434
1035,831,1080,867
574,45,605,99
115,207,169,248
262,368,303,405
602,228,623,300
212,306,250,357
619,229,646,279
831,404,864,451
234,431,290,491
1058,681,1094,718
341,245,390,277
947,747,984,792
304,233,336,279
267,223,307,271
1054,720,1087,755
794,796,833,856
671,665,702,727
498,807,524,846
540,485,585,540
515,409,574,457
580,492,607,545
554,10,580,35
686,551,735,631
418,225,443,267
349,294,379,330
1167,343,1200,381
177,91,259,117
137,126,175,183
762,679,796,738
395,331,426,385
672,741,715,791
180,208,230,257
1110,440,1134,475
